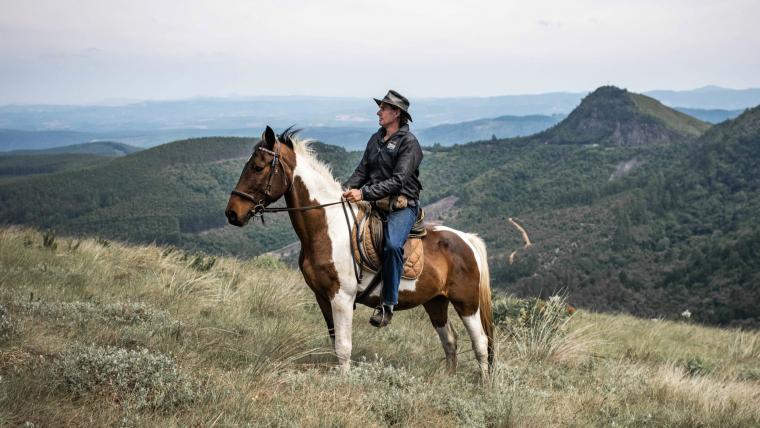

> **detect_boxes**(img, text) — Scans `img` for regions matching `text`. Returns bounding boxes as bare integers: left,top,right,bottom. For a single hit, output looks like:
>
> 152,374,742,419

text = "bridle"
228,138,363,283
230,140,291,218
230,140,350,221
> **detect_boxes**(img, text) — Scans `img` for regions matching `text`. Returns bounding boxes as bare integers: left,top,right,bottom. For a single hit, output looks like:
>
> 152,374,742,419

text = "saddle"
350,201,426,280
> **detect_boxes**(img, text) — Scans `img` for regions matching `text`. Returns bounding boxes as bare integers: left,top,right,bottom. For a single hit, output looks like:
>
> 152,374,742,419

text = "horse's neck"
285,157,349,255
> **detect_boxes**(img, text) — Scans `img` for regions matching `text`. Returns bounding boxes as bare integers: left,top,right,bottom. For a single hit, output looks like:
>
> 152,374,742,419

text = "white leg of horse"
459,310,490,381
330,290,355,373
434,321,458,372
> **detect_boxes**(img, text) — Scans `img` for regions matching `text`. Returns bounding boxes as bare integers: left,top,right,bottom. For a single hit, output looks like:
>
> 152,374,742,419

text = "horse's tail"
466,233,495,371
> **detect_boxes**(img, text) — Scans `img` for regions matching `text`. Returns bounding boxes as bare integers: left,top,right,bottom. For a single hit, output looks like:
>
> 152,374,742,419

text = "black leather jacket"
344,124,423,202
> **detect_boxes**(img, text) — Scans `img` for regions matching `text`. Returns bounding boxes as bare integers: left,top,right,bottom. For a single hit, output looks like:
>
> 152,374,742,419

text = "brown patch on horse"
433,229,482,317
423,296,451,328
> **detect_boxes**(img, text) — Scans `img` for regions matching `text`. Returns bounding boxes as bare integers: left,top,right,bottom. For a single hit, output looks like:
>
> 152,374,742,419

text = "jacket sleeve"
343,140,371,189
361,135,423,201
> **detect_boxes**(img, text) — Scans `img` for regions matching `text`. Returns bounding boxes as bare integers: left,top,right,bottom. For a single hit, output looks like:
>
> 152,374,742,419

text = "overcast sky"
1,0,759,105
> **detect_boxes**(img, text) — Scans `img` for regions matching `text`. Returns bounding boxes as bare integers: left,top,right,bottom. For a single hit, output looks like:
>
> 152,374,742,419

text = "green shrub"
52,344,201,410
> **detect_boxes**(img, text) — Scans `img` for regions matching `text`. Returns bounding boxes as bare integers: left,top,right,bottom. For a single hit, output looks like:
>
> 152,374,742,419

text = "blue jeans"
381,204,419,306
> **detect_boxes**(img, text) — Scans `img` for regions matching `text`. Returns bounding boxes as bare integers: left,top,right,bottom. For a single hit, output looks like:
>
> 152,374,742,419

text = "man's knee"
384,239,405,254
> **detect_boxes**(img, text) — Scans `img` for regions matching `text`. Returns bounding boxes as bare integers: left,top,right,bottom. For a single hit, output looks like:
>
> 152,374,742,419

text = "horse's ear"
263,126,277,149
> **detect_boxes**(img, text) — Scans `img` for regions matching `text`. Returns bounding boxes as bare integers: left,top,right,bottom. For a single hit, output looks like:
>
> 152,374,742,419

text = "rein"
230,189,346,218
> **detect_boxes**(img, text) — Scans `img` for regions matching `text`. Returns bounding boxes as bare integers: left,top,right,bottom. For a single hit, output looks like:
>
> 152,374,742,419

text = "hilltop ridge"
535,86,710,146
6,141,142,157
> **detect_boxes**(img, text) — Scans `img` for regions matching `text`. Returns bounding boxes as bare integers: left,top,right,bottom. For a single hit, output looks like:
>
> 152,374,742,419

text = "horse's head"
225,126,296,226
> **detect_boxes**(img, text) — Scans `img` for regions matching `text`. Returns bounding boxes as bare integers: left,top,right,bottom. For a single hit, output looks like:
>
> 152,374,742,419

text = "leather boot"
369,305,393,327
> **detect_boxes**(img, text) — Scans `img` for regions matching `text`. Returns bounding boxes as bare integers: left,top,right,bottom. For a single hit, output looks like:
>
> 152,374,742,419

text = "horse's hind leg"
452,302,490,382
424,296,458,373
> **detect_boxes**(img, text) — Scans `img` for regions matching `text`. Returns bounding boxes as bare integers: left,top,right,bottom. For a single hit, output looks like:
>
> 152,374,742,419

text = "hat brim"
373,98,413,122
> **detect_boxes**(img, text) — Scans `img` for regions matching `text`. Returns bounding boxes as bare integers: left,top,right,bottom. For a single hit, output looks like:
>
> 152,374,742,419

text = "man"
343,89,424,328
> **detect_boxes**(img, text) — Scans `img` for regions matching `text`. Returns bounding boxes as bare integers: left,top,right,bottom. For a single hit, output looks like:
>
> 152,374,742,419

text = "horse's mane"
279,127,342,190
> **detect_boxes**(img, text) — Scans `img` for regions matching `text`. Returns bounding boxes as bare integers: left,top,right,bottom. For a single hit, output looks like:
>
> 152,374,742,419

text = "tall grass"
1,227,759,427
495,294,599,365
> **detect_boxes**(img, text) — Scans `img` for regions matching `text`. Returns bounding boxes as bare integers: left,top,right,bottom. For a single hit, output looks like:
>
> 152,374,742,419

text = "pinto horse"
225,126,495,379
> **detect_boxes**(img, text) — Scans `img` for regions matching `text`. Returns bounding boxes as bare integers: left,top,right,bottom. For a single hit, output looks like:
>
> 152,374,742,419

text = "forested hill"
533,86,710,146
1,86,758,326
459,104,759,326
0,137,266,251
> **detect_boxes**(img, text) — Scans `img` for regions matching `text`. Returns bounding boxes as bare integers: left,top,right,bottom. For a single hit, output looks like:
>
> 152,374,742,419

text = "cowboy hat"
374,89,412,122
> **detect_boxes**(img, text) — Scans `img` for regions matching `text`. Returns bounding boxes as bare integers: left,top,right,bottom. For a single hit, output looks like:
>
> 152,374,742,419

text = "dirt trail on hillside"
507,217,531,265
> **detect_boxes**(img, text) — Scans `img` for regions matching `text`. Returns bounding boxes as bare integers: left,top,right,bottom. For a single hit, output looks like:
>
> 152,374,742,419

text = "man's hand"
342,188,363,202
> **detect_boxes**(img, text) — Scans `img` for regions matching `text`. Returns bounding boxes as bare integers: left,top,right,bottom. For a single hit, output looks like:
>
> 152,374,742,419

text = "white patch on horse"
460,310,489,372
290,139,358,295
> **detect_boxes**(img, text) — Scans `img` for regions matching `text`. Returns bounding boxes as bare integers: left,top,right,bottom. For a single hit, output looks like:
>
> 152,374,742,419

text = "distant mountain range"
673,107,745,124
417,114,565,146
0,86,757,151
646,85,760,110
0,141,142,182
5,141,141,156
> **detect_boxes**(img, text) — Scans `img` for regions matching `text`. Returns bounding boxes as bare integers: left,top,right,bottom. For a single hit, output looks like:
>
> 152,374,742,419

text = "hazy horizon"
3,85,760,108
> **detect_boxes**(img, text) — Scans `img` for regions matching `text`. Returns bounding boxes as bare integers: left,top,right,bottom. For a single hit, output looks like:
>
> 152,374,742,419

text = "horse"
225,126,495,380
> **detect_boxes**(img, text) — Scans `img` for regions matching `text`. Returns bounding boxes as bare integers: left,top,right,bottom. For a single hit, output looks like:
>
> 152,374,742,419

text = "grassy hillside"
2,227,759,426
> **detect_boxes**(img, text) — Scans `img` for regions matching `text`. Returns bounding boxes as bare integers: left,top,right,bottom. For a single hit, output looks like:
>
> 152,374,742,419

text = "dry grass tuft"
495,294,600,365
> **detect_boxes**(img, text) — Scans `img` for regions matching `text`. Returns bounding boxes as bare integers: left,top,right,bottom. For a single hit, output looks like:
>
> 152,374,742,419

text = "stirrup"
369,305,393,328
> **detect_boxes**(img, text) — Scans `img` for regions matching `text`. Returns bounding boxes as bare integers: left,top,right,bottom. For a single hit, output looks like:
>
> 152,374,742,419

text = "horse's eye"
252,164,265,173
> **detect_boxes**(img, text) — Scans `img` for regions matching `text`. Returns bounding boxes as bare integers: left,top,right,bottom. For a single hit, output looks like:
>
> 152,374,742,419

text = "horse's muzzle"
225,208,247,227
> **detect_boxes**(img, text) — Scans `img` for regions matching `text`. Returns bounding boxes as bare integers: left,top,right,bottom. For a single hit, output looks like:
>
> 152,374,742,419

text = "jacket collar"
378,124,409,140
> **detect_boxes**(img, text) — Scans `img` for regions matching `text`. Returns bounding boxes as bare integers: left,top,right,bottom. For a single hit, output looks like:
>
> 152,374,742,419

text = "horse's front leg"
330,288,355,373
314,292,335,345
